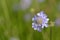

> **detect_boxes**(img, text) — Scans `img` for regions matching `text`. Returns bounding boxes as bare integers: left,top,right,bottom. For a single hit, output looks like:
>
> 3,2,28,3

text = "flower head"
9,37,20,40
55,17,60,26
32,11,49,32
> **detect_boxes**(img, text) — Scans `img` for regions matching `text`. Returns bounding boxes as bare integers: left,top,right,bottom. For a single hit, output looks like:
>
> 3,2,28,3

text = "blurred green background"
0,0,60,40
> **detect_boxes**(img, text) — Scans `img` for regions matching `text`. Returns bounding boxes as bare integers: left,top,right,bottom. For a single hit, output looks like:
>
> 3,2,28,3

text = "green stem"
42,28,50,40
0,0,11,38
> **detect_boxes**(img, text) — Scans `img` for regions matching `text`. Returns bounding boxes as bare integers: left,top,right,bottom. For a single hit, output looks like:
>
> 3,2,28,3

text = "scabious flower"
24,13,32,22
9,37,20,40
37,0,45,3
55,17,60,26
20,0,32,10
32,11,49,32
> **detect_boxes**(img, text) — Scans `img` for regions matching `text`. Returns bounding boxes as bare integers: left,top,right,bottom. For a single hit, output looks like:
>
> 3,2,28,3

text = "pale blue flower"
9,37,20,40
32,11,49,32
20,0,32,10
55,17,60,26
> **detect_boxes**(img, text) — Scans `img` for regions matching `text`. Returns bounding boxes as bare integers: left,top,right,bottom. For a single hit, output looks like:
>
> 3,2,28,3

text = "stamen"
37,17,43,24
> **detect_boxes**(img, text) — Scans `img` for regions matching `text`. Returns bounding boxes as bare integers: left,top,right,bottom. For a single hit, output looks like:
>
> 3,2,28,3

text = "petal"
43,18,49,23
44,24,48,27
32,25,34,28
45,18,49,23
32,23,34,26
40,11,44,16
37,11,44,17
32,23,38,28
41,25,45,28
46,18,49,21
37,28,41,32
40,11,44,14
37,13,40,16
32,18,34,21
33,16,37,21
34,28,37,30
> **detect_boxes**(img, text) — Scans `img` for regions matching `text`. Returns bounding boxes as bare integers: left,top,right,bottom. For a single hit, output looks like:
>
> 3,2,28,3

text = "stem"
0,0,11,38
50,27,52,40
42,28,50,40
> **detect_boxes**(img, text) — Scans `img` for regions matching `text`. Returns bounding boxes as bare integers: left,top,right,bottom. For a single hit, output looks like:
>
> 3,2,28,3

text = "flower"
20,0,32,10
24,13,32,22
37,0,45,3
9,37,20,40
55,17,60,26
32,11,49,32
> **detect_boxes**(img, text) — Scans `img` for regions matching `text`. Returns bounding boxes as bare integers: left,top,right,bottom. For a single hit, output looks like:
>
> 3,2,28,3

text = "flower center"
37,17,43,24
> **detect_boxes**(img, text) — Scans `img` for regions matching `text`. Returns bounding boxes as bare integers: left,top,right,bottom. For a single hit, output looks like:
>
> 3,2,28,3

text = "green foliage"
0,0,60,40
